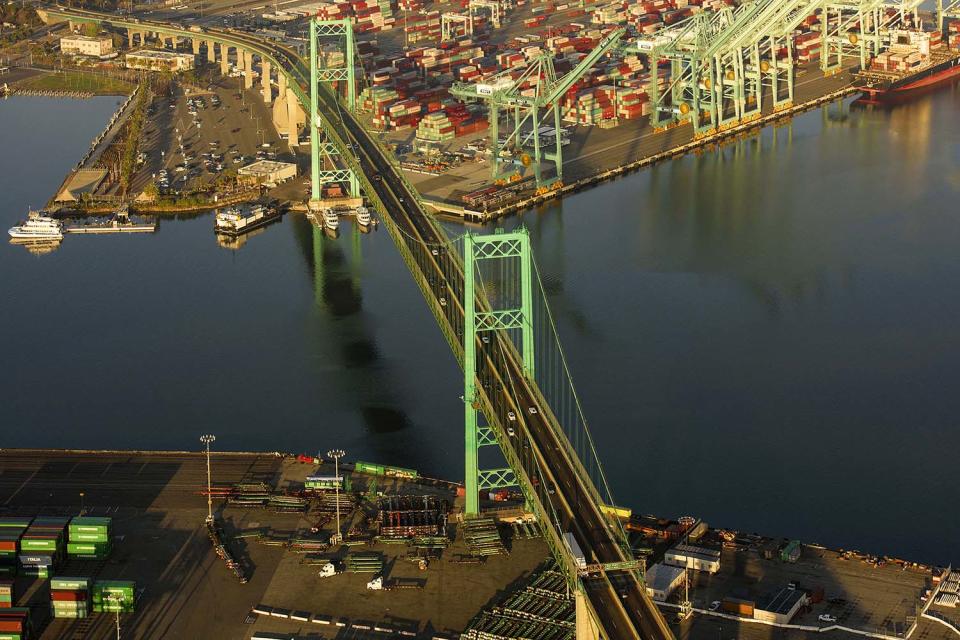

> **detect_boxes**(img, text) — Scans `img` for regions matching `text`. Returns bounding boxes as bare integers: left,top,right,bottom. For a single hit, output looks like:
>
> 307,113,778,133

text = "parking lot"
135,74,295,197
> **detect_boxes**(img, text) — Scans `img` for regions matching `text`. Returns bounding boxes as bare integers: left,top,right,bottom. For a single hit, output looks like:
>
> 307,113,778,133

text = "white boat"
355,206,371,227
322,208,339,231
8,212,63,240
214,204,279,236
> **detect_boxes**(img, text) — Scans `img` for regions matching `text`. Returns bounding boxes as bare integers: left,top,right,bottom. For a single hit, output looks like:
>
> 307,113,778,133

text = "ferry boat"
8,212,64,241
355,206,371,227
214,204,280,236
65,205,157,234
322,208,339,231
854,31,960,98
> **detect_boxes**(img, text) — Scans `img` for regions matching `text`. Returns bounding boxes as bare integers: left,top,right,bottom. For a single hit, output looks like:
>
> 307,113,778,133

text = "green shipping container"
68,517,111,529
354,461,386,476
19,540,58,552
50,577,90,591
0,518,33,528
0,634,24,640
68,532,109,543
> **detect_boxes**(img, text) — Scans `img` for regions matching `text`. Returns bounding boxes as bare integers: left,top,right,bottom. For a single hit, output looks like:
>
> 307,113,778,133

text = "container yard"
0,448,956,640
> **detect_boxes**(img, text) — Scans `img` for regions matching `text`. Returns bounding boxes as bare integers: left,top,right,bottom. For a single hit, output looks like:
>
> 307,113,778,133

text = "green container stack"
67,517,112,560
18,518,68,577
50,577,90,619
0,519,32,577
91,581,135,613
0,580,13,609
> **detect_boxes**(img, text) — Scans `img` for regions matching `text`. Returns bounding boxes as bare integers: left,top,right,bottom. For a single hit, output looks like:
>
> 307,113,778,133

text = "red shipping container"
0,620,26,632
51,591,87,602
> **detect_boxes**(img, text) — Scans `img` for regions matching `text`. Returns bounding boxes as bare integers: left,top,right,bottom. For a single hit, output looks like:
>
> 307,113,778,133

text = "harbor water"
1,90,958,564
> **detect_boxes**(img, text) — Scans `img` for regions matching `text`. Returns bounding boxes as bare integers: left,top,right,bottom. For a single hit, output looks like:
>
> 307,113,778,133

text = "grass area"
16,71,134,95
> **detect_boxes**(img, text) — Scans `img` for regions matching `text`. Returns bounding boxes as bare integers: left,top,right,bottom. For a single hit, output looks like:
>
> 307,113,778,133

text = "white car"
528,406,538,415
708,601,720,612
507,411,516,422
506,426,515,437
819,615,837,623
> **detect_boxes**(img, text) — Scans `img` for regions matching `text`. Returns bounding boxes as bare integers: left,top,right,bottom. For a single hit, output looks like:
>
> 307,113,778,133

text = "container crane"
638,0,922,137
451,28,625,189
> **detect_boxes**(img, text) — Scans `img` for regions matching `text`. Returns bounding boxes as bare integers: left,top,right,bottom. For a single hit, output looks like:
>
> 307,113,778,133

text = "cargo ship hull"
855,51,960,98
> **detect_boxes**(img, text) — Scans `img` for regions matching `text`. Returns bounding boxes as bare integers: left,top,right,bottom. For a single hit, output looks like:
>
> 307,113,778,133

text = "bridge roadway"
301,58,675,640
35,9,674,638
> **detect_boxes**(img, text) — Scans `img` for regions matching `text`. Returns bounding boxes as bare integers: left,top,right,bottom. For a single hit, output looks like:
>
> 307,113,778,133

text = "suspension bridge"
35,2,958,636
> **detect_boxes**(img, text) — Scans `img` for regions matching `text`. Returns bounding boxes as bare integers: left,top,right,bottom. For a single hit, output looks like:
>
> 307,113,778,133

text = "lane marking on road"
3,468,39,505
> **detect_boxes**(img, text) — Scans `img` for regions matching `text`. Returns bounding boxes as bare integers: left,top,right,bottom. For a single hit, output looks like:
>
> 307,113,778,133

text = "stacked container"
91,581,135,614
416,112,457,142
67,517,112,560
19,518,68,578
0,608,32,640
0,581,13,609
50,577,91,619
0,519,32,578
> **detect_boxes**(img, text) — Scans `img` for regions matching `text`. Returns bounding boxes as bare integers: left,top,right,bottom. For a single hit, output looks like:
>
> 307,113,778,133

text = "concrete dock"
0,449,956,640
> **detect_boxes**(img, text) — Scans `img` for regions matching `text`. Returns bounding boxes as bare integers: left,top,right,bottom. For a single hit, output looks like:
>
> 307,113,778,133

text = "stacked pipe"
346,552,383,573
461,517,506,556
377,496,448,538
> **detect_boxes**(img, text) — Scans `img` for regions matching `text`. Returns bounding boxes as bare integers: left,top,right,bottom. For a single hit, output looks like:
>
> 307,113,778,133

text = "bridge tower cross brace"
463,229,535,517
309,18,360,203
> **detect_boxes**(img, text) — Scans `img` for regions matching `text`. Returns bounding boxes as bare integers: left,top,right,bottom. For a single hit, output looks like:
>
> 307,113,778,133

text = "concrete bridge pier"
206,40,215,63
191,38,201,56
261,60,272,103
272,73,289,137
285,87,303,148
127,28,134,48
219,42,229,75
243,51,254,90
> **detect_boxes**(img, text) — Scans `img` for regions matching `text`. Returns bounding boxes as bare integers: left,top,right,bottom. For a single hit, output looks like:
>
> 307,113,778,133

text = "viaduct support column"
261,60,272,103
127,29,134,48
192,38,201,55
286,88,300,147
243,51,254,90
278,71,287,97
219,43,229,75
206,40,215,63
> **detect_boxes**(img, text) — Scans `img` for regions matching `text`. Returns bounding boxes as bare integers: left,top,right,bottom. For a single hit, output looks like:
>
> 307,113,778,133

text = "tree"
141,180,159,200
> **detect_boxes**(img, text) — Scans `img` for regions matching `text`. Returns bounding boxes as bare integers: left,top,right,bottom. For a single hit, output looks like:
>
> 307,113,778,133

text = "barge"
214,204,280,236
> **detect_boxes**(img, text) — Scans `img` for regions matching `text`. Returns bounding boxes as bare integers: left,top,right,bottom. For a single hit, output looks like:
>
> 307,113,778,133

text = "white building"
664,544,721,574
645,563,685,602
238,160,297,185
125,49,195,72
754,588,807,624
60,35,114,57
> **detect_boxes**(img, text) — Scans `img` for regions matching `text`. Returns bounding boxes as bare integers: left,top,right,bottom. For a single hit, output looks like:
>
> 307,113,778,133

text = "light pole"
79,491,85,516
200,434,216,523
105,593,123,639
326,449,345,545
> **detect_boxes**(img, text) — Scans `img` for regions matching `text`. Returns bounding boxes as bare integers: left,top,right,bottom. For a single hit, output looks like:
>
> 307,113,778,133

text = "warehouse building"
754,587,807,624
664,544,721,574
60,35,114,57
644,563,685,602
124,49,195,72
238,160,297,186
